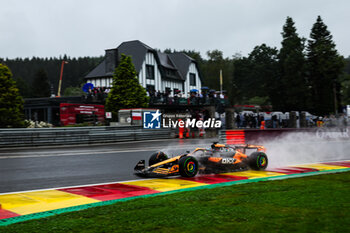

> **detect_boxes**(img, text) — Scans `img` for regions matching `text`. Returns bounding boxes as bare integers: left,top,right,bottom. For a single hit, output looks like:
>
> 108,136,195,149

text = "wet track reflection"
0,138,349,193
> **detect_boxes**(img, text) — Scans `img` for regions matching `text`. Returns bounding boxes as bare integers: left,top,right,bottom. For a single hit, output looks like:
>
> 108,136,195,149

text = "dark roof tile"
85,60,113,78
84,40,201,82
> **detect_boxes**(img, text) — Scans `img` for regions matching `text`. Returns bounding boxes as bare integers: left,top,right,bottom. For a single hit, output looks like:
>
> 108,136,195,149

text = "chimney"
105,49,117,73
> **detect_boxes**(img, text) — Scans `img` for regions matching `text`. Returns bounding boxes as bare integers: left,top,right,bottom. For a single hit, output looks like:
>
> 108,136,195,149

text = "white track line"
1,159,348,196
0,144,209,159
0,138,181,151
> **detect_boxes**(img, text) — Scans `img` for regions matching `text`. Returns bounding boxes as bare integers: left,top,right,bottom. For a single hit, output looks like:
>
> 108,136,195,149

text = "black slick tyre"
149,152,168,166
248,152,268,170
179,156,199,177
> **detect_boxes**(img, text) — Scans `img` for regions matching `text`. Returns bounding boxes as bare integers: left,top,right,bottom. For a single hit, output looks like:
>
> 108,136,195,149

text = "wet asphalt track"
0,139,213,193
0,138,349,193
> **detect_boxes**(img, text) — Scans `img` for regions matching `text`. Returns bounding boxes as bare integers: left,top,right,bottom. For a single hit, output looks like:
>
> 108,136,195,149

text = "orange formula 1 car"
134,142,268,178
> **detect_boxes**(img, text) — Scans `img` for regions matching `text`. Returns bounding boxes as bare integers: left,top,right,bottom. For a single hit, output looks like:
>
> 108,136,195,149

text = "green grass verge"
1,172,350,233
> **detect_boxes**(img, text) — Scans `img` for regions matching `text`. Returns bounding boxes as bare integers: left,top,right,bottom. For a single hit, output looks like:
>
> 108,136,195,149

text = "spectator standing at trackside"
252,114,257,128
247,114,252,128
165,90,170,105
202,91,207,104
174,90,179,104
236,113,241,128
329,115,337,127
342,114,348,127
323,115,330,127
272,114,277,128
240,114,244,128
316,117,324,127
337,114,347,128
258,114,264,127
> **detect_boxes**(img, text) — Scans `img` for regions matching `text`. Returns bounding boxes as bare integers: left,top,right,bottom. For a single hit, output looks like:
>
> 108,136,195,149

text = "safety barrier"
219,128,336,144
0,126,174,148
219,130,246,144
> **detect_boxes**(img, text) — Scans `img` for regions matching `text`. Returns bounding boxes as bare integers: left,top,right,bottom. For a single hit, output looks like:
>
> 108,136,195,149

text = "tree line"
0,56,103,98
1,16,349,117
182,16,348,116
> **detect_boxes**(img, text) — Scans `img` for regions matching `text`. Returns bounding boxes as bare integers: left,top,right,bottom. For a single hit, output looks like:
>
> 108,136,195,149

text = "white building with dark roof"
85,40,202,95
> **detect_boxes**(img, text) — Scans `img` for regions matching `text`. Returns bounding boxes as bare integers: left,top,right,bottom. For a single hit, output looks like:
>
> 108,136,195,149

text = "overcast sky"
1,0,349,59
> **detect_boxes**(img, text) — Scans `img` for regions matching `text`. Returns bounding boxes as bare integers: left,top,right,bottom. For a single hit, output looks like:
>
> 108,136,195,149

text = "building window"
146,65,155,80
190,73,196,86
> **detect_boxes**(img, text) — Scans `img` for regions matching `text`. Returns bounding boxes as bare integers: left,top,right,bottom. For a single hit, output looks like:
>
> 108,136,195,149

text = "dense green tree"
232,57,251,104
13,76,32,97
105,54,149,120
180,50,204,64
278,16,310,112
201,50,235,104
0,64,26,127
340,57,350,105
201,50,225,91
344,56,350,74
340,73,350,105
232,44,278,106
248,44,279,106
207,50,225,62
307,16,344,115
63,85,85,96
0,56,103,97
32,69,51,97
1,16,348,115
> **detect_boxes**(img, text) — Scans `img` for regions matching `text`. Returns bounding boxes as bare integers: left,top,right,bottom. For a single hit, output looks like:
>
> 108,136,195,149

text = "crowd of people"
234,111,349,129
81,86,349,130
317,114,348,128
84,87,111,102
82,86,228,106
147,89,228,106
235,113,265,128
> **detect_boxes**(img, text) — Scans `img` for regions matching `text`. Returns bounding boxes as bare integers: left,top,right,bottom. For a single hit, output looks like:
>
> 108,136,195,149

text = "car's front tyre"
179,156,199,177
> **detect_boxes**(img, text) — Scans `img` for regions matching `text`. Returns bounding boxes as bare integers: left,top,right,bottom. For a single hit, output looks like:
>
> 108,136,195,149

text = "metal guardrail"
0,126,174,148
219,128,350,144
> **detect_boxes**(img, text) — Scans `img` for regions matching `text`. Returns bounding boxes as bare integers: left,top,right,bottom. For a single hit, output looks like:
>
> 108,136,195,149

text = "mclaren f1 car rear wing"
233,144,266,153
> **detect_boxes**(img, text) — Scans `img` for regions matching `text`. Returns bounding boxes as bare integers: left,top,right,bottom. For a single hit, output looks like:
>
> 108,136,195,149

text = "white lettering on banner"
79,106,94,108
203,120,210,128
316,129,349,139
76,108,97,111
178,120,184,128
196,120,203,128
186,119,196,127
162,118,222,129
144,122,153,128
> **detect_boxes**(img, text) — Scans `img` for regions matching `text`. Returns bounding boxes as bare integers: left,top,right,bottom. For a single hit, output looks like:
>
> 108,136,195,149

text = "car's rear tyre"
149,151,168,166
179,156,199,177
248,152,268,170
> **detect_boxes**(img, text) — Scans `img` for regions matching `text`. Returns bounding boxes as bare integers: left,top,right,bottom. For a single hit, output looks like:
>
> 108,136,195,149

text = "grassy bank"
1,172,349,233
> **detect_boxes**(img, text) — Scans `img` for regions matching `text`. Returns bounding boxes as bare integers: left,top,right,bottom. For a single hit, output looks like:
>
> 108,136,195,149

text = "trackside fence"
219,130,246,144
219,128,350,145
0,126,174,148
